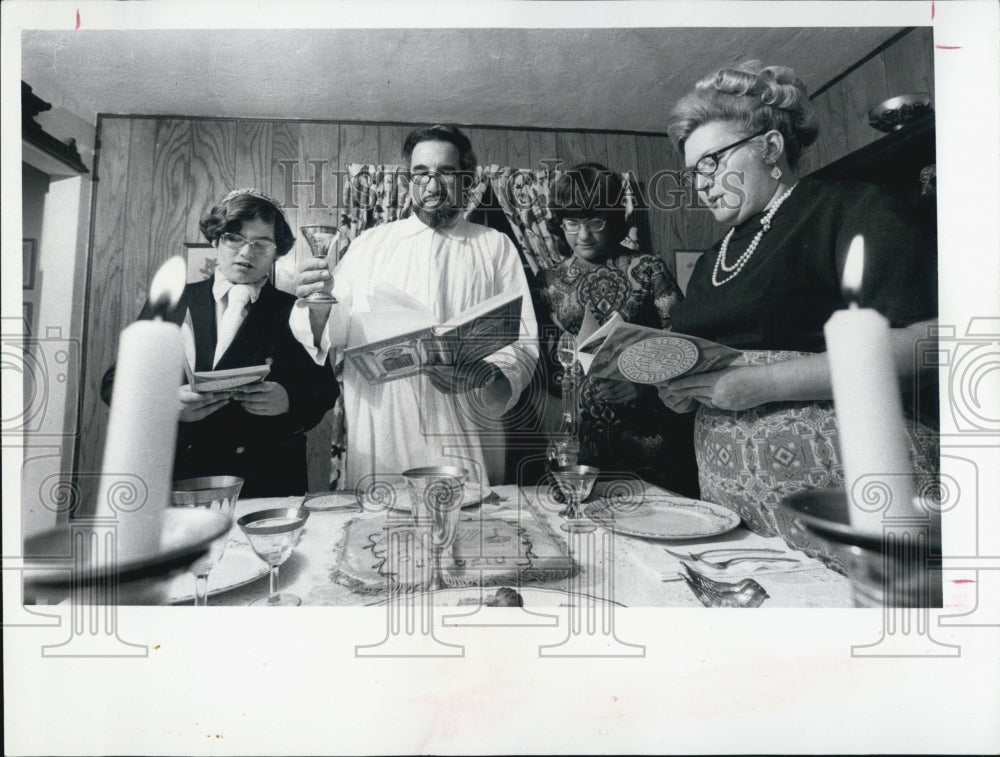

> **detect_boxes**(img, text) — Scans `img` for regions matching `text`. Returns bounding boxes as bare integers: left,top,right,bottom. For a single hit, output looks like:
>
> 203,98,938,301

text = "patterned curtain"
488,166,563,273
489,167,642,274
341,163,491,236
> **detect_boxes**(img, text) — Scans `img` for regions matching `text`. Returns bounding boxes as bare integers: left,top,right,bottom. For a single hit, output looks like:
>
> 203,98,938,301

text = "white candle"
95,258,186,560
824,236,917,536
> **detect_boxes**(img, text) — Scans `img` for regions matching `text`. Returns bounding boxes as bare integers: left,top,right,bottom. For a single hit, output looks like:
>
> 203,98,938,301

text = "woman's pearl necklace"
711,182,799,287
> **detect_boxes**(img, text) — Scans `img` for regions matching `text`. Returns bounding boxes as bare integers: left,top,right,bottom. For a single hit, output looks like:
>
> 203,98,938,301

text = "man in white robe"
290,124,538,491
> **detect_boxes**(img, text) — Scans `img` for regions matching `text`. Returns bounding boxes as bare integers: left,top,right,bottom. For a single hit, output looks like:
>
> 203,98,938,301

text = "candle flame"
842,235,865,302
149,256,187,317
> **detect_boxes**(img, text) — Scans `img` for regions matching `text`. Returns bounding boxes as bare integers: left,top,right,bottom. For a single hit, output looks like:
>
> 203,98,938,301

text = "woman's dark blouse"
537,248,699,495
670,179,937,350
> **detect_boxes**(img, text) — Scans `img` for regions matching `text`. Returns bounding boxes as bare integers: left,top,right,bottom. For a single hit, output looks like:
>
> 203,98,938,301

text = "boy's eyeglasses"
219,232,277,255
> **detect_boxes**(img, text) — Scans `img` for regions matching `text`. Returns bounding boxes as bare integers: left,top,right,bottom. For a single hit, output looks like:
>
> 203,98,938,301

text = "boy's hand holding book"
178,385,230,422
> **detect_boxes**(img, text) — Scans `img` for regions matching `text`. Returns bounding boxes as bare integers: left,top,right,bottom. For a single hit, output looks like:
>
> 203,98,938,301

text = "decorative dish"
868,92,933,133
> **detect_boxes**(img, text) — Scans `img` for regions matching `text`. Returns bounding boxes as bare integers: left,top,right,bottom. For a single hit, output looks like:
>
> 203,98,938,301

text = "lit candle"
824,235,917,536
95,256,186,560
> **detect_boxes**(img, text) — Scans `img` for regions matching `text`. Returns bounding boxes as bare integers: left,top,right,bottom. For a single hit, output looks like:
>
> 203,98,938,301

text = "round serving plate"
165,540,269,604
584,493,740,540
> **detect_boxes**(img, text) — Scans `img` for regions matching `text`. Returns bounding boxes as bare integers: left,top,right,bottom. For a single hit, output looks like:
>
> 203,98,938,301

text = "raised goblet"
298,224,340,307
171,475,244,606
402,466,468,590
550,464,599,533
237,507,309,606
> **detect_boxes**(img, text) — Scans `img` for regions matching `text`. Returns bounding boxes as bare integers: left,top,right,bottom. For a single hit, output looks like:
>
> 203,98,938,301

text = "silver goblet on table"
403,466,468,590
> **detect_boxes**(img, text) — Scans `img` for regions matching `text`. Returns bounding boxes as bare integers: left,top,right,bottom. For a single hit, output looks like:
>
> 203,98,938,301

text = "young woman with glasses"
536,162,700,497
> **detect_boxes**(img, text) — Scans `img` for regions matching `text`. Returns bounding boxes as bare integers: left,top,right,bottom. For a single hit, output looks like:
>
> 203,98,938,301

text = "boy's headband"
220,187,291,228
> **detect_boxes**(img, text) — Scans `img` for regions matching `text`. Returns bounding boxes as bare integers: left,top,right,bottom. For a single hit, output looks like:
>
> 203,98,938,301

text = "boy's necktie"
213,284,253,367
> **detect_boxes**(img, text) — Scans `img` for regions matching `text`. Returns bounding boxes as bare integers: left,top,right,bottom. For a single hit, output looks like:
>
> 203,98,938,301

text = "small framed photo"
674,250,704,295
23,239,37,289
184,243,218,283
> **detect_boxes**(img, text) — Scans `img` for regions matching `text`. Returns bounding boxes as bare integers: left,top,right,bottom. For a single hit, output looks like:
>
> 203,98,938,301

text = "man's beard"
414,194,460,229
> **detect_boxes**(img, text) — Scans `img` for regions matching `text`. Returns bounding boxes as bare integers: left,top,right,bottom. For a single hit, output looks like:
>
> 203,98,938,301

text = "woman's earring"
770,165,782,180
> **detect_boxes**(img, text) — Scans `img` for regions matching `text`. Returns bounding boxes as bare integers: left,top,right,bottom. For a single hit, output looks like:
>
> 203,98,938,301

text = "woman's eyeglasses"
219,232,277,255
561,218,607,234
681,131,766,188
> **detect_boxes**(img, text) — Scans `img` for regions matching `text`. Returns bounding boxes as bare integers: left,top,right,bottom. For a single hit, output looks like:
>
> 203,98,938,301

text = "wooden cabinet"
808,113,936,244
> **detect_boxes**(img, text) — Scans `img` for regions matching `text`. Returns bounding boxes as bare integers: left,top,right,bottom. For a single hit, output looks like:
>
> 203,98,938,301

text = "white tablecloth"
169,483,854,607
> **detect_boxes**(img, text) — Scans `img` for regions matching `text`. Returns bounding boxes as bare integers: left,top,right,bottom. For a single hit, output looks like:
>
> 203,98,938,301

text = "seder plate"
584,493,740,541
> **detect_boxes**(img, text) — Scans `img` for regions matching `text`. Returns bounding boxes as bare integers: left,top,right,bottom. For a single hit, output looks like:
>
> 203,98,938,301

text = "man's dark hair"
402,124,477,172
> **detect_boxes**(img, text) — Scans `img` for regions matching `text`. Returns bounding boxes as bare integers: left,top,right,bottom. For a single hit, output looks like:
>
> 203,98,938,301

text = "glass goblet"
547,331,581,469
298,224,340,307
237,507,309,606
402,466,468,590
550,464,599,533
171,475,244,606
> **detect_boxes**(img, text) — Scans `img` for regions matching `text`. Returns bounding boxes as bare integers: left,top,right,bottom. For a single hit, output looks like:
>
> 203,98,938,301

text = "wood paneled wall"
661,27,937,253
798,27,935,176
75,27,934,503
76,117,692,505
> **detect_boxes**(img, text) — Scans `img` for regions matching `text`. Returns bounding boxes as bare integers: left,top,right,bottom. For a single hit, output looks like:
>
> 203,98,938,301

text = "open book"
180,315,270,392
574,308,741,384
344,285,523,384
183,362,270,393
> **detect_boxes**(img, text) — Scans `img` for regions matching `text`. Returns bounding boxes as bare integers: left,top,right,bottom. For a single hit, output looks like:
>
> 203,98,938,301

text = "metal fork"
663,547,799,570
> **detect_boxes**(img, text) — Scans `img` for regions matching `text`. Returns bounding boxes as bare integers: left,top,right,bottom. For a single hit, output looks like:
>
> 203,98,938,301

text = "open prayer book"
180,314,270,392
345,284,522,384
574,307,741,384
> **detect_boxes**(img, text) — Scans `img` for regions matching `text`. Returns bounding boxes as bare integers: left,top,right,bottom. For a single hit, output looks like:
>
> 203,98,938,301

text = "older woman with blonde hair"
661,61,938,533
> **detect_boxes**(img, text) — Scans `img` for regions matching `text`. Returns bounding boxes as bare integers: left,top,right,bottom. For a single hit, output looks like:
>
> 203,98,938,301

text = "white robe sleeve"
480,234,539,415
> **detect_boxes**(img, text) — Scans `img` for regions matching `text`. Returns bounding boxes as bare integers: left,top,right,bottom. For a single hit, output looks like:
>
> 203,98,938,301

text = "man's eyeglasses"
681,131,766,188
410,170,460,187
561,218,607,234
219,232,277,255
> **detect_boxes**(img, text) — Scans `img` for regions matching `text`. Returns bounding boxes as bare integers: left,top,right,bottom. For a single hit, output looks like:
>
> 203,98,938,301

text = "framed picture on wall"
184,243,218,283
674,250,704,295
23,239,36,289
184,242,278,284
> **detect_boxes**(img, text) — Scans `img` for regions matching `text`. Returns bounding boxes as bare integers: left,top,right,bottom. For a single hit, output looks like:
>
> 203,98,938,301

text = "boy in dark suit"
102,188,337,497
